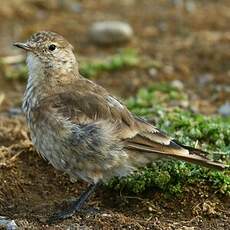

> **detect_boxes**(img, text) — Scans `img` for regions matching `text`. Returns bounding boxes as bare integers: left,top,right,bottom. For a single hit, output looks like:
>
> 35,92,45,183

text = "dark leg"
48,182,100,224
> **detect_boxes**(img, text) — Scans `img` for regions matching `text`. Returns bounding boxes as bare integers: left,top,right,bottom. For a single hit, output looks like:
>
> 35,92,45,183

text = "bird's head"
14,31,77,74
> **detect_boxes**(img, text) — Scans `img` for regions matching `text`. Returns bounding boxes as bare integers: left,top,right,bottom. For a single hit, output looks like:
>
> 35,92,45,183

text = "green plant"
79,49,139,77
107,84,230,196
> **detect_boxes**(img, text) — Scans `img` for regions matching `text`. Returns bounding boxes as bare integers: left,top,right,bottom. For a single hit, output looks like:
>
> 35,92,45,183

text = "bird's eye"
48,44,56,51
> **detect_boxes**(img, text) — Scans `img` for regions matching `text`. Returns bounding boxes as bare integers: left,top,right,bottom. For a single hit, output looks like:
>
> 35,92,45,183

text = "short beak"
13,42,32,51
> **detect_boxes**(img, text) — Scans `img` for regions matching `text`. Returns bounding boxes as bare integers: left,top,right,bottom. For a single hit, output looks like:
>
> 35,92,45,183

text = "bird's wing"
38,78,170,140
38,78,226,170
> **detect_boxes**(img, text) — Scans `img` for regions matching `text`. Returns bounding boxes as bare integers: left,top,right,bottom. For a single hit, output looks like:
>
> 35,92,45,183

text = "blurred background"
0,1,229,229
0,0,229,115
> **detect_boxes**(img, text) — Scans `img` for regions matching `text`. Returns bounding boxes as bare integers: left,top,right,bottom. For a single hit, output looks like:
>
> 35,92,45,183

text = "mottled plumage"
14,31,226,222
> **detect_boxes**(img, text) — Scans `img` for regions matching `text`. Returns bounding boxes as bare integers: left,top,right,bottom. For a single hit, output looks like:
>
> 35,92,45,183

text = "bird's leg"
48,182,100,224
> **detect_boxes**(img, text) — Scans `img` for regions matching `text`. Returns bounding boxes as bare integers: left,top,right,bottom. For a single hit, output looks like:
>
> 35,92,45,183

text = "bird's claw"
47,207,78,224
47,206,100,224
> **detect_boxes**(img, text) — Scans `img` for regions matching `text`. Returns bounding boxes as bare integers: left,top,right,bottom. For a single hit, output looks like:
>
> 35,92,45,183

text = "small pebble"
89,21,133,45
8,107,22,116
171,80,184,90
0,216,18,230
163,65,174,75
157,22,168,32
171,0,184,6
218,102,230,116
66,224,87,230
215,85,230,93
181,227,195,230
63,1,82,13
198,73,214,86
148,206,153,212
101,213,112,217
148,68,158,77
185,1,196,13
180,100,189,108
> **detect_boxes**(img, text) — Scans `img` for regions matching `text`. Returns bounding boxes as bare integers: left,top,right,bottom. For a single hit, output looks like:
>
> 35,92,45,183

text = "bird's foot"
47,204,100,224
47,183,100,224
47,204,80,224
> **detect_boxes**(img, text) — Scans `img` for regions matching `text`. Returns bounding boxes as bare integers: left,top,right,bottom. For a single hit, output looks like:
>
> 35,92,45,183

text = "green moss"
1,63,28,81
107,83,230,196
79,49,139,77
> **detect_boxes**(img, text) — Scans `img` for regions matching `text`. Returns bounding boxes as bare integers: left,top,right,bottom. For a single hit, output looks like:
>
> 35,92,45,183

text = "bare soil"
0,0,229,229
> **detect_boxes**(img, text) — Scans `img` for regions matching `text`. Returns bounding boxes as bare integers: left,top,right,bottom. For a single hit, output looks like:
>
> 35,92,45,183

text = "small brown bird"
14,31,226,223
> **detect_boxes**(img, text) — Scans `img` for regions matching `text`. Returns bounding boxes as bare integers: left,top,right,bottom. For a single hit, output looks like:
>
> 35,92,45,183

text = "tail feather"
125,134,227,171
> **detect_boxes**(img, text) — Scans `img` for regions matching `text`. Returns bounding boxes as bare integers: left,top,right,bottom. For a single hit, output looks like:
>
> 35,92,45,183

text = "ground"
0,0,229,229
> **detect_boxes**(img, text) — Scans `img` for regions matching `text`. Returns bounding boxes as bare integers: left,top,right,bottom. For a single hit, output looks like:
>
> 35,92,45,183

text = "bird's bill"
13,42,32,51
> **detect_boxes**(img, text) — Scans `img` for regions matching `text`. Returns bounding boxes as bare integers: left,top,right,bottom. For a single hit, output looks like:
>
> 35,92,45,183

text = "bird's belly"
30,127,71,171
29,125,135,184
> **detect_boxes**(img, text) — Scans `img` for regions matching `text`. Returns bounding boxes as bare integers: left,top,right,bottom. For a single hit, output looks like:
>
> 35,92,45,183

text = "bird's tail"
125,134,227,171
164,144,226,170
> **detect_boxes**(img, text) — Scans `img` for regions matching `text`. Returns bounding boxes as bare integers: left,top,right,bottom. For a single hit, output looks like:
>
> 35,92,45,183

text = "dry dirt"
0,0,229,229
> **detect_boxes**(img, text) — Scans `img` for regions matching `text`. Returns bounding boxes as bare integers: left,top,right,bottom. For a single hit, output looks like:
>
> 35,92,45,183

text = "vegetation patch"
107,84,230,196
79,49,139,77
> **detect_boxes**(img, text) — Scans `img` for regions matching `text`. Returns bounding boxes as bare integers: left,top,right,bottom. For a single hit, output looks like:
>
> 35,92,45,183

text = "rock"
61,0,82,13
170,100,189,108
101,213,112,217
120,0,135,6
180,100,189,108
68,3,82,13
8,107,23,116
163,65,174,75
0,93,5,106
171,0,196,13
148,68,158,77
171,80,184,90
215,85,230,93
218,102,230,116
185,1,196,13
170,0,184,6
0,216,18,230
157,22,168,32
181,227,195,230
66,224,88,230
89,21,133,45
198,73,214,86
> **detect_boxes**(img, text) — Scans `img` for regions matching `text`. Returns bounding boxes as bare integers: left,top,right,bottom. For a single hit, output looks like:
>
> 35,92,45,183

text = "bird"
13,31,227,223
